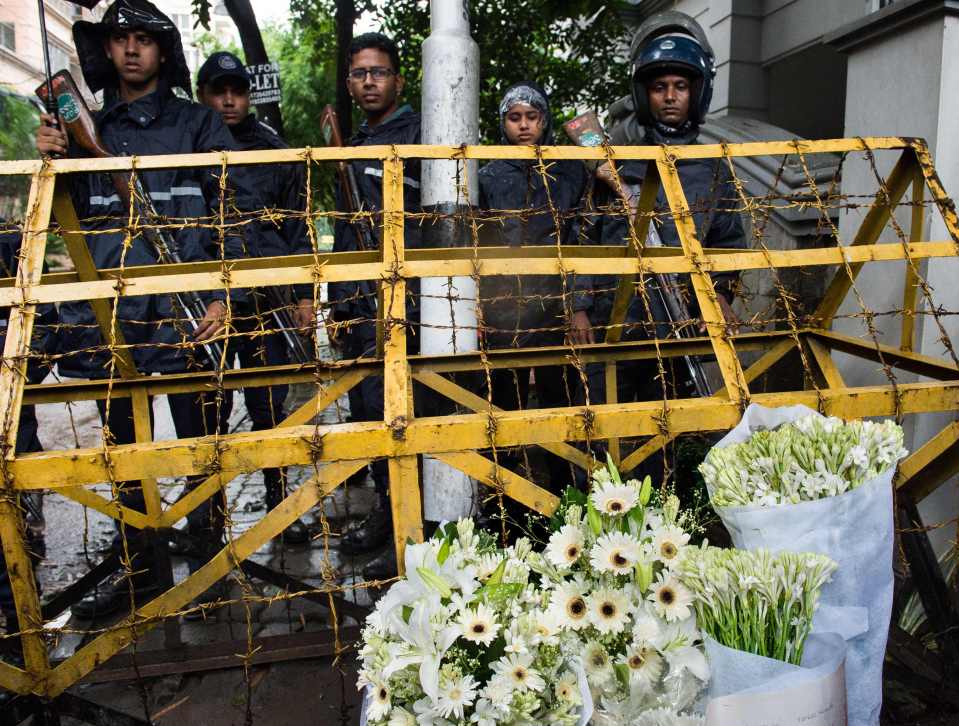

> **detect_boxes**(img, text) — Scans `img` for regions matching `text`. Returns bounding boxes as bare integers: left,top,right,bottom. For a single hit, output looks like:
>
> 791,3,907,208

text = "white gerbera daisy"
651,524,690,568
554,672,581,704
648,572,694,622
633,707,706,726
583,640,613,682
588,587,630,634
545,524,586,568
481,676,515,708
366,679,391,721
491,652,546,693
590,531,643,575
387,708,417,726
620,642,665,687
437,673,479,720
532,607,562,641
549,580,590,630
632,604,666,645
590,482,639,516
459,603,499,645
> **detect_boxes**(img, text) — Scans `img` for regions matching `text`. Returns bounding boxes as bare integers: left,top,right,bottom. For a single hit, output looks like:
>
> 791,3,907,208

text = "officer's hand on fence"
194,300,227,342
698,296,740,336
324,317,344,351
569,310,595,346
36,114,68,157
293,299,315,334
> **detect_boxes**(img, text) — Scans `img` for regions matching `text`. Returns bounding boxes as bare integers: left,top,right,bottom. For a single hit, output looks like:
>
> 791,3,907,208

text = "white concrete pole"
420,0,480,522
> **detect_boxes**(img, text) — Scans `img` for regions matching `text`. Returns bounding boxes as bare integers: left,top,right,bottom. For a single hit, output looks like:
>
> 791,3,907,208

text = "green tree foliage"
0,93,39,220
376,0,632,141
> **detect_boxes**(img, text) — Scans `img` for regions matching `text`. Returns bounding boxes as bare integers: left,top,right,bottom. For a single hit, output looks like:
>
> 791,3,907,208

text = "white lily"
384,599,459,702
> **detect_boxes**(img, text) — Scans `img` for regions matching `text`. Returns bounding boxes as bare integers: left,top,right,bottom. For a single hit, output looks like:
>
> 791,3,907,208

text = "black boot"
362,547,398,582
265,470,310,545
71,574,158,620
339,493,392,555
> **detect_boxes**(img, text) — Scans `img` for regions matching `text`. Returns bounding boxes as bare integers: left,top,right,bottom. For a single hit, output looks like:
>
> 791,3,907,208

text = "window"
0,23,14,53
173,13,192,31
48,0,81,18
866,0,896,12
47,42,71,72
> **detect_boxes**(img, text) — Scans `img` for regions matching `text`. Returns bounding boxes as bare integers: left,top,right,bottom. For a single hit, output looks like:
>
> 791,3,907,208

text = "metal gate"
0,137,955,702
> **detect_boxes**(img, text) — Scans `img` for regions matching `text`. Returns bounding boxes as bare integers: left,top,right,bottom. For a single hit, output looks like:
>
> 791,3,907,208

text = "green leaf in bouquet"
441,521,459,543
587,498,602,536
628,502,646,532
606,452,623,484
437,537,451,566
402,605,413,623
549,486,587,532
417,567,453,598
479,582,523,607
486,558,507,587
613,662,631,688
639,474,653,506
636,560,653,594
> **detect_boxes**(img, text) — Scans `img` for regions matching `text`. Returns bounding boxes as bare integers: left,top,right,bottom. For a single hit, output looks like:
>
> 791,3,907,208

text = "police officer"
579,12,744,475
35,0,255,617
477,81,589,496
0,218,56,657
328,32,421,580
196,51,311,545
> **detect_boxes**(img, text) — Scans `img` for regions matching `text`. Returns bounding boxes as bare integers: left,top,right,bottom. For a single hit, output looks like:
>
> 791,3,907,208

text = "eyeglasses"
347,67,395,82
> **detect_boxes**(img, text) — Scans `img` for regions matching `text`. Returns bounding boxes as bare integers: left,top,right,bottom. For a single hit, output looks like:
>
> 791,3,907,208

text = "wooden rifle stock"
36,71,225,371
566,110,712,397
319,105,376,251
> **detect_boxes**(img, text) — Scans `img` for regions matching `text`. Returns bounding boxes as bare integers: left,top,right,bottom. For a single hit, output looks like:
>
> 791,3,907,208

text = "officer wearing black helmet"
35,0,261,618
579,12,745,471
196,51,311,546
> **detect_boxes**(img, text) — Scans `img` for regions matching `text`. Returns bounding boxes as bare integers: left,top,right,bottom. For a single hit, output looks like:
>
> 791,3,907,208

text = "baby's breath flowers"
700,414,907,506
677,546,837,665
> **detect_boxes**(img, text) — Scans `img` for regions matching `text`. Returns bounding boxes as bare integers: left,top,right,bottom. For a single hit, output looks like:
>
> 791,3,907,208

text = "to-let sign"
246,61,282,106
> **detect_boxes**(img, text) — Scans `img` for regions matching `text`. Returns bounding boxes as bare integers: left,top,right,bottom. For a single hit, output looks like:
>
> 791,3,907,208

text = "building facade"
0,0,241,104
0,0,98,101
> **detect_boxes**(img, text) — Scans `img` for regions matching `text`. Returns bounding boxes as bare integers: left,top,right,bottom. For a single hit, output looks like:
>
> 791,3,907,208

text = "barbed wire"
0,140,954,720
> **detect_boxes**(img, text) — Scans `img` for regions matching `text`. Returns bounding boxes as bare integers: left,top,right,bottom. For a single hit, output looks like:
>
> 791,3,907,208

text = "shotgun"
564,110,712,398
38,70,224,370
319,105,377,252
318,105,385,353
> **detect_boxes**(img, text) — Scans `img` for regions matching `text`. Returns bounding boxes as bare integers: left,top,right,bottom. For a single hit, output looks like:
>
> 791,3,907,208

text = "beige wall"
0,0,95,99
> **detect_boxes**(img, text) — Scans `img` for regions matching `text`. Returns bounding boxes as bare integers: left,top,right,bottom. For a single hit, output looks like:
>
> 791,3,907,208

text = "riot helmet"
629,11,716,128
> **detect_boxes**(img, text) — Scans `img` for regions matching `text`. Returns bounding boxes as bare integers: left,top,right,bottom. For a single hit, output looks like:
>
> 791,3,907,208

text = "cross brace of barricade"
0,137,955,700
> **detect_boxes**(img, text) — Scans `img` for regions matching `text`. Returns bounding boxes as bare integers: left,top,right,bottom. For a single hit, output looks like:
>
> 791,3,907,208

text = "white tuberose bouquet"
358,519,590,725
700,414,906,506
536,458,708,724
677,546,837,665
700,404,907,726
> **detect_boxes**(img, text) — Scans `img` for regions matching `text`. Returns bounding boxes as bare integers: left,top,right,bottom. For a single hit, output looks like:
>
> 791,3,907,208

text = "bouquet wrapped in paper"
699,403,907,726
357,519,592,725
535,458,708,724
678,545,847,725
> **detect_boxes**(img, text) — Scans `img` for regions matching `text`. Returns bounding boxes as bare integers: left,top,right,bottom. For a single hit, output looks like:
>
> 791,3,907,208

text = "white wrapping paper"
709,403,895,726
705,632,847,726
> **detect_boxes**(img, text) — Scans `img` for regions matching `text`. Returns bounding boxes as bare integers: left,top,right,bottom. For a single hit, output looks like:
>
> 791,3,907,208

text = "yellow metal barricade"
0,137,954,698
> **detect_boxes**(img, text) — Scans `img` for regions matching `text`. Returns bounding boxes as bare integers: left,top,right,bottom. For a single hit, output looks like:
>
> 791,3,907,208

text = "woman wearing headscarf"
477,82,590,494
